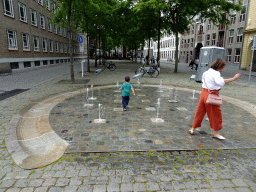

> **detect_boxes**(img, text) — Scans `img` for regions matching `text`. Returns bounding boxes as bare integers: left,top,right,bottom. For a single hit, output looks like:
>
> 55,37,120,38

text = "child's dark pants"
122,96,130,109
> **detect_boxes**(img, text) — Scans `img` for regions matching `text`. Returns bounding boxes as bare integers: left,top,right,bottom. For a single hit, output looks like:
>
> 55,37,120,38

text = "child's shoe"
123,108,127,111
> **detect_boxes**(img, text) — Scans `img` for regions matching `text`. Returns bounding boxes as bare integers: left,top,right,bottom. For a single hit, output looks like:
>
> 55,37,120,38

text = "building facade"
241,0,256,71
179,0,249,67
0,0,85,72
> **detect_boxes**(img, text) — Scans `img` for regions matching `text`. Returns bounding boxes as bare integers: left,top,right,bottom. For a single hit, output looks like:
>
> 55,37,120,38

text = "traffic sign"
79,36,83,43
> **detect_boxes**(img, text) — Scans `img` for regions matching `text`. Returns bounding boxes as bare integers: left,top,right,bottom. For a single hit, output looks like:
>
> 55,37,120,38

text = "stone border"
5,85,256,169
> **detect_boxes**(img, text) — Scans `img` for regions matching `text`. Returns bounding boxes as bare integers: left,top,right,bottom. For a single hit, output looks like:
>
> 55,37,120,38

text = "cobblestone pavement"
0,61,256,191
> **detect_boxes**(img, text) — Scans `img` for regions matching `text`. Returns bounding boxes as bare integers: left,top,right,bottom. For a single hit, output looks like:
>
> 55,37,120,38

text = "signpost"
79,36,84,77
248,35,256,86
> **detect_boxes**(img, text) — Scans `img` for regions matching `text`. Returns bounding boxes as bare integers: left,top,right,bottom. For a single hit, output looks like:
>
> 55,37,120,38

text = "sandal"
188,129,194,135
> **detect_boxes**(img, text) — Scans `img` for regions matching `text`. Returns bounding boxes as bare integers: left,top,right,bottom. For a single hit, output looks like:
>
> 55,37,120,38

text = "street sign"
251,35,256,50
79,36,83,43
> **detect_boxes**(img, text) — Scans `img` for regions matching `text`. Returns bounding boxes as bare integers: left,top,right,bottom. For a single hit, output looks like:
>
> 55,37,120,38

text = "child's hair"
125,76,130,82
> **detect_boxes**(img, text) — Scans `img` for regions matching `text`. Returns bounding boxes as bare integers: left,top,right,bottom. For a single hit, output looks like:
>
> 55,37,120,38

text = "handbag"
204,75,223,106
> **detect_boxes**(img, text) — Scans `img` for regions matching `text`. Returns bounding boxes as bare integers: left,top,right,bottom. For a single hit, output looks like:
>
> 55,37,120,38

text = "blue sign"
79,36,83,43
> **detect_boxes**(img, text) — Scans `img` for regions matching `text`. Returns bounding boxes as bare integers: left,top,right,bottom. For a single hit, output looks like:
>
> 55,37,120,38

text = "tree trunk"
95,35,98,67
157,9,161,67
99,30,101,64
86,18,90,72
174,32,179,73
147,38,150,65
68,0,74,82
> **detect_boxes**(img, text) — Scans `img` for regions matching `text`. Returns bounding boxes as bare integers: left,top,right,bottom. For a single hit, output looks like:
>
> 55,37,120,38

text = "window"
18,2,27,22
7,30,17,50
22,33,30,51
187,39,190,47
239,6,246,22
60,42,63,53
49,40,53,52
208,23,211,30
33,36,39,51
228,30,234,43
227,49,232,62
64,44,67,53
59,27,62,36
42,38,47,52
237,28,243,43
63,28,66,37
206,34,210,46
54,25,57,34
184,40,186,48
55,41,59,52
234,49,241,63
181,40,183,48
3,0,14,17
52,3,56,13
191,38,193,47
231,16,236,24
47,18,52,32
38,0,43,6
212,33,216,45
31,9,37,26
40,14,45,29
46,0,50,10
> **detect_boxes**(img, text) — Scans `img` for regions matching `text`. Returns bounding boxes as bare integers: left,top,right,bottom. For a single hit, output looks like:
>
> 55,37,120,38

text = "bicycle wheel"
108,64,116,71
149,69,159,78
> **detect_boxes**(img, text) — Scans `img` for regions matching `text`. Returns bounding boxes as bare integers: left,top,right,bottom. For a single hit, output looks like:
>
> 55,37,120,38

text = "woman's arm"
224,73,241,84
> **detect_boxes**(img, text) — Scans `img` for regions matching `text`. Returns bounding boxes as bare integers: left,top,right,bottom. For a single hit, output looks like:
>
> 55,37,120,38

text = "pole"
248,35,256,86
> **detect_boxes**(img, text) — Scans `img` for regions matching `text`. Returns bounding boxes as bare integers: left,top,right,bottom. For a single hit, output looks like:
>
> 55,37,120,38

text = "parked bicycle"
98,60,116,71
135,64,159,78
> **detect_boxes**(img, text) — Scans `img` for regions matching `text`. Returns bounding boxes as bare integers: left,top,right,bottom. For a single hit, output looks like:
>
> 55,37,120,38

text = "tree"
164,0,242,73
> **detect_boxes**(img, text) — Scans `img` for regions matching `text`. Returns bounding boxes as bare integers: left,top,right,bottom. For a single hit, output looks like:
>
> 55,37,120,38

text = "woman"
189,58,241,140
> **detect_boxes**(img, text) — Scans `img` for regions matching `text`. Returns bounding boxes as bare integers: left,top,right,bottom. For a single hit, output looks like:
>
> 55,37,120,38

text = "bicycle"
135,64,159,78
98,60,116,71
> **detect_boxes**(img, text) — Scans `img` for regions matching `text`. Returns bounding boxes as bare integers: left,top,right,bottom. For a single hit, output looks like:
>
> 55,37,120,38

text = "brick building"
179,0,249,67
0,0,85,73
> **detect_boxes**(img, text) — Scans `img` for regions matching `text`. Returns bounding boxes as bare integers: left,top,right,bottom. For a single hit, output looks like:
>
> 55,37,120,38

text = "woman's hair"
210,58,226,70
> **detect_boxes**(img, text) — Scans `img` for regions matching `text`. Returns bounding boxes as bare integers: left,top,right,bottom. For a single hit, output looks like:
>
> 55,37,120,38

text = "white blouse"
202,68,225,90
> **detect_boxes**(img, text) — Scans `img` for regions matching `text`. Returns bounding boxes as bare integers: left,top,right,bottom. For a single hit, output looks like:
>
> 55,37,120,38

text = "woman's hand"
233,73,241,80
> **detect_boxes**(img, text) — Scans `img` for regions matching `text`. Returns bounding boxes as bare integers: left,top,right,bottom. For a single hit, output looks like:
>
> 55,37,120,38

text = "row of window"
7,29,80,53
179,48,241,63
3,0,80,41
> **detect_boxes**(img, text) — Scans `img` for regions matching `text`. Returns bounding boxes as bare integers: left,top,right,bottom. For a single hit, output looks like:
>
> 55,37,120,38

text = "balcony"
218,25,225,31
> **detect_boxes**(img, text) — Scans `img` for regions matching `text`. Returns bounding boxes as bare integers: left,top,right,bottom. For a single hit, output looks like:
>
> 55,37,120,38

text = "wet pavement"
49,85,256,153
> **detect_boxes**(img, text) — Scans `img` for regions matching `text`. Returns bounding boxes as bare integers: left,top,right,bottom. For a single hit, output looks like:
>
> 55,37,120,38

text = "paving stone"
172,181,186,190
103,169,115,176
135,175,147,182
185,181,199,189
91,170,103,177
211,188,226,192
3,172,18,180
196,180,211,189
53,171,67,178
122,175,134,183
83,177,96,185
64,186,78,192
55,178,70,186
28,179,44,187
234,188,252,192
151,168,163,174
64,164,76,170
220,180,235,188
19,188,34,192
41,171,55,178
244,179,256,187
171,173,184,180
183,173,196,180
5,188,21,192
116,169,127,175
0,179,16,188
15,171,32,179
147,174,160,182
159,174,172,182
146,182,160,191
219,172,233,179
34,187,48,192
127,168,139,175
96,176,108,184
121,183,133,191
133,183,146,192
93,185,107,192
51,164,65,171
159,182,174,191
48,187,63,192
0,172,6,180
15,179,30,188
232,179,248,187
206,172,219,180
29,171,43,179
77,185,93,192
123,162,133,168
224,188,239,192
79,169,91,177
65,170,79,177
197,189,211,192
112,162,122,168
42,178,57,187
107,183,120,192
109,176,121,183
209,180,225,188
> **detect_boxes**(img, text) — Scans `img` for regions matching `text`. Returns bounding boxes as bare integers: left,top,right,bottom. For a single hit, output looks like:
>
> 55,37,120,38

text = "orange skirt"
192,88,222,131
